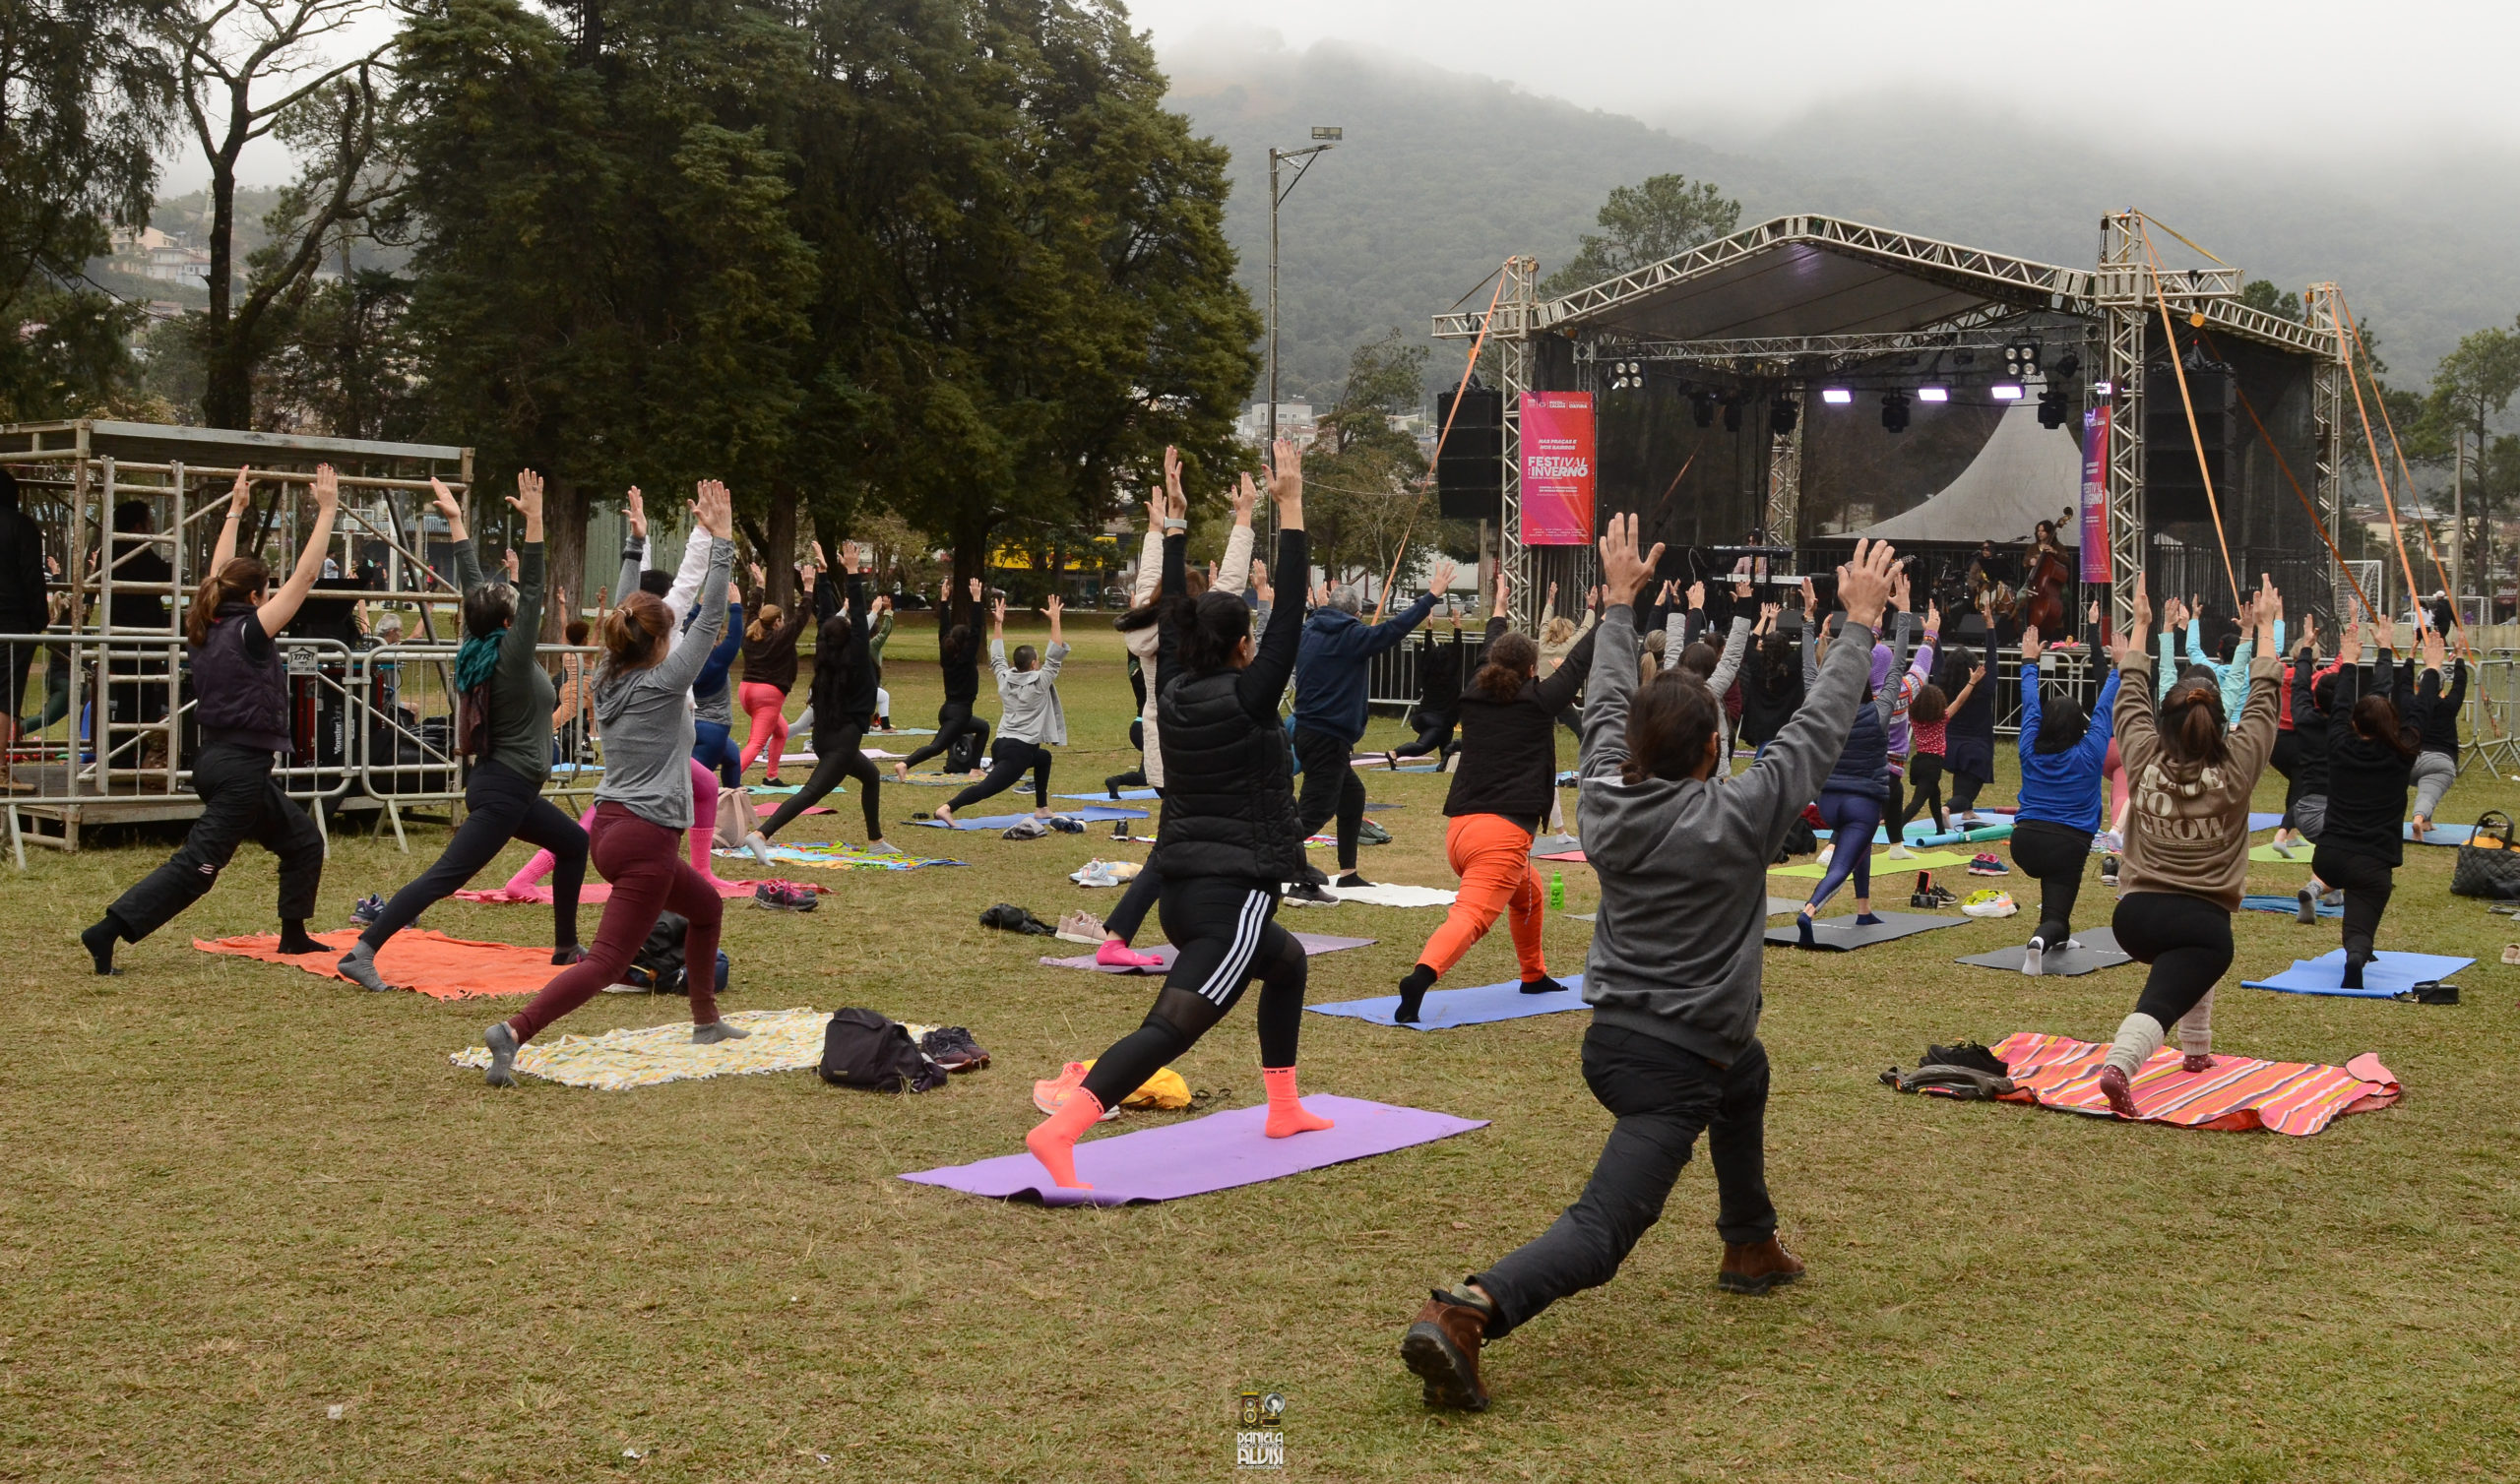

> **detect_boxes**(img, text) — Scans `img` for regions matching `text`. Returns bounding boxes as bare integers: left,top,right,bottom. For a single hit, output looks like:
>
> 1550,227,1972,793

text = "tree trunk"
766,494,796,612
544,475,587,644
203,155,251,429
952,526,990,627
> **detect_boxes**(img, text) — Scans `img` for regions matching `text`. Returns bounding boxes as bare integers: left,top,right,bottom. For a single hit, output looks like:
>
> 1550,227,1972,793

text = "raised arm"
1579,518,1661,783
432,476,482,593
497,471,547,676
662,490,714,626
1040,594,1067,680
1236,439,1309,716
1753,540,1898,813
652,484,735,693
616,486,648,604
209,466,252,574
1707,613,1754,695
255,466,342,636
1218,471,1258,595
1128,493,1166,605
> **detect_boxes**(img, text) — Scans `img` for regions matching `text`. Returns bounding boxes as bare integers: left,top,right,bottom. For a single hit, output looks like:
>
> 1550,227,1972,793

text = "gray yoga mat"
1765,910,1965,952
1570,897,1801,925
1954,926,2133,977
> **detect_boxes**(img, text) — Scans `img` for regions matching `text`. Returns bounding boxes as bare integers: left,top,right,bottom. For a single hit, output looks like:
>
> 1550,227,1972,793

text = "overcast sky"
175,0,2518,193
1136,0,2520,158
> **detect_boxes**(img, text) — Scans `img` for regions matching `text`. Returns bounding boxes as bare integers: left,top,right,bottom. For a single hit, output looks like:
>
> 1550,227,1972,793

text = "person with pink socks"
1026,439,1330,1190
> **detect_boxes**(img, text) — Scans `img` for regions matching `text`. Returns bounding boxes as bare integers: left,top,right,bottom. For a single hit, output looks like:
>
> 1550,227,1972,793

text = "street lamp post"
1266,127,1341,453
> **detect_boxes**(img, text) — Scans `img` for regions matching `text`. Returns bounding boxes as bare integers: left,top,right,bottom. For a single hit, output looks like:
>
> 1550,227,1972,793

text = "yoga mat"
1955,926,2132,976
2243,949,2475,999
2248,812,2286,833
2240,893,2341,918
713,842,963,871
1766,911,1965,952
1771,849,1970,880
446,1007,850,1089
1057,789,1161,801
2248,843,2315,864
865,727,937,736
2406,822,2476,845
1536,849,1588,864
780,748,907,764
1991,1031,2401,1136
457,875,828,906
1826,819,2016,846
1349,756,1441,773
1528,833,1582,857
1309,973,1587,1029
1039,933,1374,975
899,1095,1486,1206
196,928,561,1001
1324,882,1457,908
1571,900,1796,923
912,806,1148,830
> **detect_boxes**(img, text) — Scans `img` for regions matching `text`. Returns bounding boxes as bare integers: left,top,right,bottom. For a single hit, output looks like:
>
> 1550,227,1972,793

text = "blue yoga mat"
913,805,1148,830
1055,789,1160,801
2242,949,2474,999
2406,822,2476,846
2240,894,2341,919
2248,812,2285,833
1308,973,1588,1030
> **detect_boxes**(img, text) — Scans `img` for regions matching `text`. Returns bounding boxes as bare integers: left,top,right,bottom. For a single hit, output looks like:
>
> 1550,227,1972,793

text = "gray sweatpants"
2412,750,2456,822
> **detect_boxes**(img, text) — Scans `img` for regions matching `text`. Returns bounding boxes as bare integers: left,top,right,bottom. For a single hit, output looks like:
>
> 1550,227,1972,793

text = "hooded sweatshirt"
1580,603,1875,1066
1292,592,1437,743
989,638,1070,745
594,539,732,829
2113,649,2280,911
2016,659,2122,834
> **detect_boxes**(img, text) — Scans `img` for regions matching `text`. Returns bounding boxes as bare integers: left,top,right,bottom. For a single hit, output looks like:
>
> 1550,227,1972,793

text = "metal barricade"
2469,649,2520,778
351,641,607,852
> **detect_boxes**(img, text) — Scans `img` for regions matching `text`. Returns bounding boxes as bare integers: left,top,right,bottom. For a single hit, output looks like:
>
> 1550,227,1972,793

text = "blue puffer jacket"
1820,642,1894,800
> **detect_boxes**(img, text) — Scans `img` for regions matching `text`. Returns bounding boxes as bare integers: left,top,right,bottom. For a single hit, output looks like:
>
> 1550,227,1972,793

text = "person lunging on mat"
1096,455,1258,968
1390,614,1469,769
1391,570,1599,1022
2408,623,2464,838
737,559,812,784
894,577,990,781
1289,557,1456,900
2010,621,2122,975
1023,438,1330,1190
84,466,339,974
2310,622,2437,988
1399,523,1897,1413
1794,601,1896,945
2093,574,2282,1117
338,472,590,991
747,540,890,853
481,483,745,1085
933,595,1067,827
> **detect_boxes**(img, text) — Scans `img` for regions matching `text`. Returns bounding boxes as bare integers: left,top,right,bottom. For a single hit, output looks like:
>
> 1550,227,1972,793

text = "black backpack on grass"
818,1008,947,1092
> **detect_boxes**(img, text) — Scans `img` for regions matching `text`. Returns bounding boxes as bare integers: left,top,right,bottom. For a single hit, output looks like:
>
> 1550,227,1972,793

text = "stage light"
1691,391,1717,428
2038,390,2070,429
1769,397,1798,435
1991,385,2024,401
2052,352,2081,381
1881,391,1911,434
2093,380,2114,396
1722,395,1742,432
2005,342,2040,378
1820,388,1852,404
1917,387,1949,402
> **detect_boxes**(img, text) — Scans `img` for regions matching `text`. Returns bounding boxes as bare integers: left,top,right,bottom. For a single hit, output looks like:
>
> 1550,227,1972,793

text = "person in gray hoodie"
1399,517,1897,1413
934,594,1068,825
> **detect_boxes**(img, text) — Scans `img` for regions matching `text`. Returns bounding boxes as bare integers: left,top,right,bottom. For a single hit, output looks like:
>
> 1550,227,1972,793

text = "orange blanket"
1993,1031,2400,1137
194,928,562,1001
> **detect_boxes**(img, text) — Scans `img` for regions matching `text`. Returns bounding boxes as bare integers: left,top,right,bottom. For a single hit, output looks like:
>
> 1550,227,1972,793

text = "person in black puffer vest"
83,465,340,974
1024,439,1336,1190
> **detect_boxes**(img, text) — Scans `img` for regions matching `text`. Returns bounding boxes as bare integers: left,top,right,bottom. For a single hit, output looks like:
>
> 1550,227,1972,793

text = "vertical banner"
1518,392,1596,546
2078,397,2111,585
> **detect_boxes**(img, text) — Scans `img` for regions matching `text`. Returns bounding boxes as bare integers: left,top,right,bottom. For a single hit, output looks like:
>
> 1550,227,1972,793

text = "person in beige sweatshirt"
2095,573,2285,1117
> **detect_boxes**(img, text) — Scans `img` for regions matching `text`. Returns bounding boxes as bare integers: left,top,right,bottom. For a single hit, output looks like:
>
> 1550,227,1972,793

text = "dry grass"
6,620,2520,1481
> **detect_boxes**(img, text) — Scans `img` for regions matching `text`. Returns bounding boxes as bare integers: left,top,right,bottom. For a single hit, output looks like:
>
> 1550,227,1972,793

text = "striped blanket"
1992,1031,2400,1137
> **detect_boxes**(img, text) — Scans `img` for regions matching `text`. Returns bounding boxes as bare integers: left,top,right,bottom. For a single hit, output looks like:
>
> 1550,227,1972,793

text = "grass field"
8,618,2520,1482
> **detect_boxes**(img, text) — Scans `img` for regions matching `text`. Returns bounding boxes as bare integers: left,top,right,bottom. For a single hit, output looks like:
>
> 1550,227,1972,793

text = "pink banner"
2078,398,2111,585
1518,392,1596,546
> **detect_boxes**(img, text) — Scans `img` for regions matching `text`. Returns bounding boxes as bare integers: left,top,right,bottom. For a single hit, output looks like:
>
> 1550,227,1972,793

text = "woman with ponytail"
479,482,744,1085
2308,623,2436,988
745,538,889,853
83,466,339,974
2091,575,2283,1118
336,474,588,991
1389,571,1598,1021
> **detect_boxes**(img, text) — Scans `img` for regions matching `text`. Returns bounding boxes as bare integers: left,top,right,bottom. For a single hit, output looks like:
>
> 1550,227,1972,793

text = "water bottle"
1547,868,1565,910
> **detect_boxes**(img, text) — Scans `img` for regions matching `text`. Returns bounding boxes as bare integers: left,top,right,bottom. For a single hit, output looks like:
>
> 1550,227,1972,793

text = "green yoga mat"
2247,843,2315,865
1770,848,1972,880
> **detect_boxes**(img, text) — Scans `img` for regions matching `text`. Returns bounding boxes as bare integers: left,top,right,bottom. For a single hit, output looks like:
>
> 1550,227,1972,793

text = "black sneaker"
350,893,386,926
1283,881,1337,907
919,1025,990,1071
1334,871,1375,890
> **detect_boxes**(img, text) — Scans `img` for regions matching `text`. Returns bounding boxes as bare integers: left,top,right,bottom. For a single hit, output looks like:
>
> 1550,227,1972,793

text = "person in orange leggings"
1394,572,1598,1022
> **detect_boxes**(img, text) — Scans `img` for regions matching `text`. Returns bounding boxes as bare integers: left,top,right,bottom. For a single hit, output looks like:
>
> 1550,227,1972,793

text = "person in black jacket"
1024,440,1332,1190
83,466,338,974
1391,571,1596,1021
2408,629,2465,837
2310,626,2438,988
1389,618,1471,768
751,540,889,851
895,576,990,780
0,467,47,744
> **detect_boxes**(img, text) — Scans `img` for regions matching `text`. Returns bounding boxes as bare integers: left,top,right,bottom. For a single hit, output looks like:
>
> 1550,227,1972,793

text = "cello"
2021,520,2071,639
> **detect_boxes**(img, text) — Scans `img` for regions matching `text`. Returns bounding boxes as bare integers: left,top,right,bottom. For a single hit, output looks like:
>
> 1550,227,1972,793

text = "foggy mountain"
1167,36,2520,402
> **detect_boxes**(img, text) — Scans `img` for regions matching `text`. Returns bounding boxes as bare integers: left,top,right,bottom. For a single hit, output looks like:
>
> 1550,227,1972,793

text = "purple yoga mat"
1040,933,1375,975
900,1095,1487,1206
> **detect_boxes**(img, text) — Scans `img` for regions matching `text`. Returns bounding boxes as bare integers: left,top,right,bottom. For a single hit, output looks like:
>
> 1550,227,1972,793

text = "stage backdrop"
2079,399,2110,584
1520,392,1596,545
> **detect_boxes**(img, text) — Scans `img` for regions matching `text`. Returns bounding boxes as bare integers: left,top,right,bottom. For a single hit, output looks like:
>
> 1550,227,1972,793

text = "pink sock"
1262,1066,1335,1138
688,758,719,875
506,803,598,893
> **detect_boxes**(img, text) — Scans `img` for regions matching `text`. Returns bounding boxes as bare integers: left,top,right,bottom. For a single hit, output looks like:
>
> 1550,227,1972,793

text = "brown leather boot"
1718,1236,1806,1295
1400,1291,1491,1411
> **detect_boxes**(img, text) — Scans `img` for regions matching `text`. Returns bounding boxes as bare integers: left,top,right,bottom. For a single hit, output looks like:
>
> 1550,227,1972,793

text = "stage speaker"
2145,361,2236,526
1436,386,1503,522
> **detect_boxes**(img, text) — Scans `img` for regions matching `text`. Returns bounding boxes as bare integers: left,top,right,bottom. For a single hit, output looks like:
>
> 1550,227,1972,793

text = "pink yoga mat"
900,1095,1486,1206
454,877,823,906
1040,933,1375,974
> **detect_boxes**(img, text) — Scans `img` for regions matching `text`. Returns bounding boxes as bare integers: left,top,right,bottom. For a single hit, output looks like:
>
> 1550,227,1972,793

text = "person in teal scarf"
337,472,591,991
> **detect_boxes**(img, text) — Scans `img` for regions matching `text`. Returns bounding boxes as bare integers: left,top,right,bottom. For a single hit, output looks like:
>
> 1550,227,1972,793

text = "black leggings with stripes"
1078,876,1307,1110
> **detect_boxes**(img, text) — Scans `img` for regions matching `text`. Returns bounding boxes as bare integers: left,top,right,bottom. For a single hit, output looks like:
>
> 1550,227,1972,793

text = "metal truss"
1570,307,2044,374
2306,283,2352,624
1495,257,1539,630
2098,216,2150,636
1766,414,1802,548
